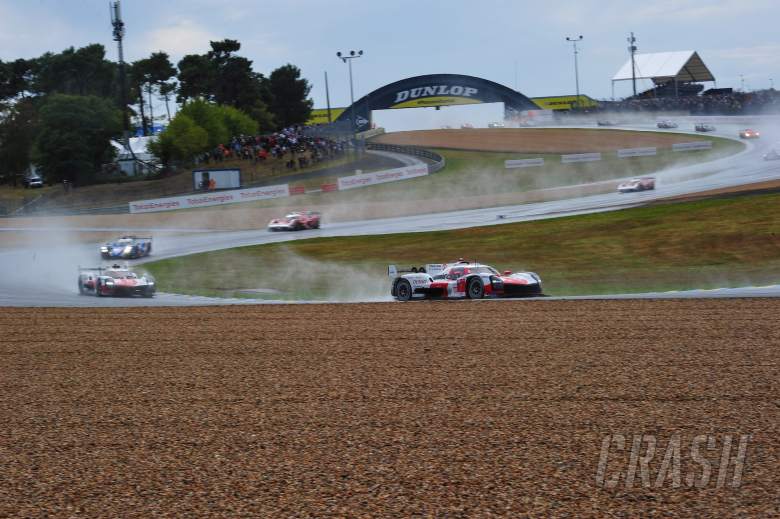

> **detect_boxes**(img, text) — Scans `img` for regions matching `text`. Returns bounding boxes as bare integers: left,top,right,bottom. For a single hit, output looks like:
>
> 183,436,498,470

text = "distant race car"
100,235,152,259
597,120,616,127
460,123,474,129
487,122,505,128
617,176,656,193
389,260,542,301
764,148,780,161
268,211,321,231
695,123,716,132
22,175,44,188
739,128,760,139
78,264,156,298
656,120,678,129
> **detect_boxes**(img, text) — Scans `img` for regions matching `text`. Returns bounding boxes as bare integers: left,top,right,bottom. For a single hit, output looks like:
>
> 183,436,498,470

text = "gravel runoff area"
1,299,778,517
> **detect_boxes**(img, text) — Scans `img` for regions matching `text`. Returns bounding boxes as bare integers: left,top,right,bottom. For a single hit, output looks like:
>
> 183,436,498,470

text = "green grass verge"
182,134,742,214
144,191,780,299
303,135,736,202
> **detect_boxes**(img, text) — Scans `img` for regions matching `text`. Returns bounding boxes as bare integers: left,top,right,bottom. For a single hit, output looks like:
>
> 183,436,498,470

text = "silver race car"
617,176,656,193
389,260,542,301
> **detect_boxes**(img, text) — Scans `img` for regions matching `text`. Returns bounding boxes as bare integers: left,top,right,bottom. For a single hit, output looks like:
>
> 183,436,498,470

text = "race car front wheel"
467,277,485,299
395,279,413,302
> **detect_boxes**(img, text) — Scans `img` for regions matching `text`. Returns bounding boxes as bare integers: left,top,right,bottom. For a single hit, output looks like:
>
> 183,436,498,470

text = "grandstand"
612,51,715,99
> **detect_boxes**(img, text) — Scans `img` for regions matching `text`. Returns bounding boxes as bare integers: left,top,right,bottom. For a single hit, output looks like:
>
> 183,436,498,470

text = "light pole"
336,50,363,137
627,32,638,96
565,35,583,110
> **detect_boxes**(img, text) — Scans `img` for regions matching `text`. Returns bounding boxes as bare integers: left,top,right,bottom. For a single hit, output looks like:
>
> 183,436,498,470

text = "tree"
0,98,38,186
159,81,176,122
32,44,117,98
148,114,208,166
149,101,258,168
215,104,259,138
131,52,176,136
267,64,313,128
34,94,121,185
176,40,275,130
129,60,150,136
0,59,35,102
178,99,229,149
176,54,214,103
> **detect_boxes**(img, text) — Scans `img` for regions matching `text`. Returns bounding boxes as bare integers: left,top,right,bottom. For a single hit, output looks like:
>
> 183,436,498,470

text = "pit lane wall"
129,184,290,214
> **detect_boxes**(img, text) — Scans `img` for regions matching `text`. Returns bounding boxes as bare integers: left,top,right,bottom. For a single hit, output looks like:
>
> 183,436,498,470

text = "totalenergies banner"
337,164,429,191
306,107,347,126
129,184,290,213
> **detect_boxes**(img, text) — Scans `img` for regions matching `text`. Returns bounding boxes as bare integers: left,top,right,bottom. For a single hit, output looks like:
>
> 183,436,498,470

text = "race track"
2,120,779,306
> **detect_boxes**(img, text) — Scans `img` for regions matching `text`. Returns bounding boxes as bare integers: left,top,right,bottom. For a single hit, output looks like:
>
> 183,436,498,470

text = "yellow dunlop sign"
307,107,347,125
532,95,599,111
391,96,482,109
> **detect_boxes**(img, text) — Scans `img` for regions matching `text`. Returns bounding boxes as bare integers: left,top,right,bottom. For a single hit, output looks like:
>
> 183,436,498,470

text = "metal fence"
366,142,446,173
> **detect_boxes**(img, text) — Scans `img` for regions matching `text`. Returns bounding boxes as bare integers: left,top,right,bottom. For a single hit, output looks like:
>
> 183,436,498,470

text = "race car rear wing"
388,264,446,278
78,262,130,273
79,266,106,273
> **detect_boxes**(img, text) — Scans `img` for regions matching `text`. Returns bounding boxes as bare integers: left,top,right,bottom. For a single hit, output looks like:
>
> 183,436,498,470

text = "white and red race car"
739,128,760,139
617,176,656,193
389,260,542,301
268,211,321,231
78,264,156,297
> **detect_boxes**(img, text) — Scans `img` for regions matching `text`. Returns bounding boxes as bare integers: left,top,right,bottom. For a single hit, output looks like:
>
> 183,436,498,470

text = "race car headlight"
100,246,108,252
529,272,541,283
123,245,133,254
105,280,114,286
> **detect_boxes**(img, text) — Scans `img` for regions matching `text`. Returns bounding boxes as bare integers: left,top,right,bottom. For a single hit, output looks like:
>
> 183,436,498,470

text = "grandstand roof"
612,51,715,84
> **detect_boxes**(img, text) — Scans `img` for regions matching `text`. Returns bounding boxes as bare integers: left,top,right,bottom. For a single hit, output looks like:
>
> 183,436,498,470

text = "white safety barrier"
337,164,428,191
129,183,290,214
673,141,713,151
617,147,657,158
561,152,602,164
505,158,545,169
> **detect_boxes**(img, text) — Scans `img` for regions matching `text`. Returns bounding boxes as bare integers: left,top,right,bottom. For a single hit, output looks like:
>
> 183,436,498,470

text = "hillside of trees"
0,39,312,186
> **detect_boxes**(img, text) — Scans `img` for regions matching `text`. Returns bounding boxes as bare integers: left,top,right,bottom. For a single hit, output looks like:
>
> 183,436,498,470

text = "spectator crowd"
196,126,350,172
599,88,780,115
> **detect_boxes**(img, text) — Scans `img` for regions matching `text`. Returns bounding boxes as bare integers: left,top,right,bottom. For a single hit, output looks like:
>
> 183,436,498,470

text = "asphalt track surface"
2,121,780,306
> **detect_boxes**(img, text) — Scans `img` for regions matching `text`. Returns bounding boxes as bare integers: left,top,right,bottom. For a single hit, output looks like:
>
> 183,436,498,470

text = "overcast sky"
1,0,777,109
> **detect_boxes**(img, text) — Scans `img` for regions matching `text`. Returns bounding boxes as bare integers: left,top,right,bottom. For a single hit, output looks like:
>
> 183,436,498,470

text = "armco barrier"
366,142,446,173
673,141,713,151
337,164,429,191
561,152,602,164
617,147,657,158
321,183,338,192
505,158,544,169
289,185,305,195
128,183,290,214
